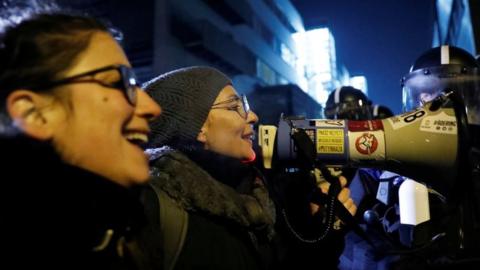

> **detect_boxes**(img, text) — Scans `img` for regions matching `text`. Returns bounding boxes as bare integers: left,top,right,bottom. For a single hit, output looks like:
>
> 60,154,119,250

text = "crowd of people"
0,5,479,270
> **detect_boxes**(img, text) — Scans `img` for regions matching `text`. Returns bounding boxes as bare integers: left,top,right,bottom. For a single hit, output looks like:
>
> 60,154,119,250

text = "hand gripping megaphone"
259,92,467,199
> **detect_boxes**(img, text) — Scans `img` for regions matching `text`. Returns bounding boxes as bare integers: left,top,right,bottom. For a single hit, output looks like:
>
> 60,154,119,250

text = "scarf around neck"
147,147,276,239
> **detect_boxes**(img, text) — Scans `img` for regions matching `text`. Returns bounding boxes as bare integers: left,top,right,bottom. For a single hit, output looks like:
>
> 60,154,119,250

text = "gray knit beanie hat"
144,66,231,148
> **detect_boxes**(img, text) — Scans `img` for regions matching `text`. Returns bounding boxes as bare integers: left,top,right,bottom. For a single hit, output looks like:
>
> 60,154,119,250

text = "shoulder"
147,147,193,169
147,148,214,203
148,147,197,180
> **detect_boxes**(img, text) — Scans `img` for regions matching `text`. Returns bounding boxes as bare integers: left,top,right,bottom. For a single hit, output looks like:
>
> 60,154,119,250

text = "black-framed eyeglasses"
211,94,250,120
35,64,139,105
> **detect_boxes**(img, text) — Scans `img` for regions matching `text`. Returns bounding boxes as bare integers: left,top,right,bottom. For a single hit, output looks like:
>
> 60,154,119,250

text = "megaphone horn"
259,96,461,197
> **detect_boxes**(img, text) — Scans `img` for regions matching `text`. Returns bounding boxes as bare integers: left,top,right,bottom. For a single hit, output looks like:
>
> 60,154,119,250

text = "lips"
242,132,255,141
123,130,149,147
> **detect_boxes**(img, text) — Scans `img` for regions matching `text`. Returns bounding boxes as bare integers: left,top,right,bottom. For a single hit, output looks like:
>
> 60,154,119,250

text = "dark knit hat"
144,66,232,148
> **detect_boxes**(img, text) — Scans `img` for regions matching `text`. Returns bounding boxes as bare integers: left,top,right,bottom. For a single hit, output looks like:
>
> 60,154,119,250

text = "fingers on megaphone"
313,168,347,184
310,202,321,215
338,185,351,199
341,196,356,215
314,169,348,195
339,176,347,187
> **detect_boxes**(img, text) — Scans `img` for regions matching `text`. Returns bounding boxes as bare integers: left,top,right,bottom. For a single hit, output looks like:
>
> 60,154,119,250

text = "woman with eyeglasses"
141,66,356,270
0,11,161,269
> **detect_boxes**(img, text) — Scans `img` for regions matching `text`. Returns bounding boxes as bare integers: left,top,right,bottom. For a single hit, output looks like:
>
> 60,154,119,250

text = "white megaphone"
258,95,462,198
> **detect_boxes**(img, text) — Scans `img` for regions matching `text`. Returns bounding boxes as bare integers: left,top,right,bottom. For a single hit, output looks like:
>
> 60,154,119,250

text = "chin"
119,170,150,187
218,145,255,161
133,171,151,184
240,149,256,163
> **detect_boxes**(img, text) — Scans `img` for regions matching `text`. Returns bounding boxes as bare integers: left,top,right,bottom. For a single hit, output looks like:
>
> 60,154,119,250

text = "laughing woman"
0,12,161,269
141,66,356,270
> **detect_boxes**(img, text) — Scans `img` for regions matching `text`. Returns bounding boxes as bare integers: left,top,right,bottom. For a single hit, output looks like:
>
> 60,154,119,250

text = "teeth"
243,134,255,140
125,132,148,143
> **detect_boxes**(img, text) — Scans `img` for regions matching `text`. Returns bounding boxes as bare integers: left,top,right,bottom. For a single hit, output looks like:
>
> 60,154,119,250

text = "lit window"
256,59,276,85
293,27,338,103
350,76,368,95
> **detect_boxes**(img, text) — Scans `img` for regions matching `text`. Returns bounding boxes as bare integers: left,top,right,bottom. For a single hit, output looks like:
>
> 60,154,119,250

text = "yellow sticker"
316,129,344,154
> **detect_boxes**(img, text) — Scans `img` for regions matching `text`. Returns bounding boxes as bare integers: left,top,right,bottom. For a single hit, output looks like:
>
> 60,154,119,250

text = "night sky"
291,0,435,114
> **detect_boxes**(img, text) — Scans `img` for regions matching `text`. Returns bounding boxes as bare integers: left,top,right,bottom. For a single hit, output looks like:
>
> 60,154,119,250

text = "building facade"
57,0,306,94
433,0,480,55
151,0,307,95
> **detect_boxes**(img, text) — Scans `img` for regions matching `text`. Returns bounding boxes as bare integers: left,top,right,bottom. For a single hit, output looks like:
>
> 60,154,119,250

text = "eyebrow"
224,95,240,102
212,95,240,106
226,94,240,99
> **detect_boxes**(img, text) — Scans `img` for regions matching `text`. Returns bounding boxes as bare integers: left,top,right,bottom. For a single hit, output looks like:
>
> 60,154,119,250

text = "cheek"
208,119,246,152
52,91,134,167
84,93,131,123
62,98,130,148
210,117,243,139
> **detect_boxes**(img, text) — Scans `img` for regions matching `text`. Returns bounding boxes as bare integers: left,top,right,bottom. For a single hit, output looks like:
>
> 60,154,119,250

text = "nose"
246,110,259,125
135,89,162,121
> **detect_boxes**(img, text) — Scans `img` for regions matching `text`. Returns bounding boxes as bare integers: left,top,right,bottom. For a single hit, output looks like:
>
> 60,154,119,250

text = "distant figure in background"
324,86,372,120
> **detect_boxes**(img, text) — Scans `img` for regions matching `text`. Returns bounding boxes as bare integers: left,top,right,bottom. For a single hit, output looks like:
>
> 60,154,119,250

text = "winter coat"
140,147,346,270
0,136,150,270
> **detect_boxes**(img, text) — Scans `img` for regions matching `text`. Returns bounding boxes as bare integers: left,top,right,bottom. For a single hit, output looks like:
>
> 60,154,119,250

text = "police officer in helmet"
324,86,372,120
396,45,480,269
402,45,480,125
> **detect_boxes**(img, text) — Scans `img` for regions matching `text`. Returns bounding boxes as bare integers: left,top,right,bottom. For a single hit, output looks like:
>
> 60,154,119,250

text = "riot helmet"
371,104,394,119
324,86,372,120
402,45,480,125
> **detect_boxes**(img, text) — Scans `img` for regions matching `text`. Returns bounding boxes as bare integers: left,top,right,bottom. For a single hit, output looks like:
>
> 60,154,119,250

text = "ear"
6,90,55,141
196,125,208,143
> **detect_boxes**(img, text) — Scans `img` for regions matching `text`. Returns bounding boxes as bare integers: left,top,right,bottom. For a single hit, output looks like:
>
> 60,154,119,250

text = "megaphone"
259,94,464,198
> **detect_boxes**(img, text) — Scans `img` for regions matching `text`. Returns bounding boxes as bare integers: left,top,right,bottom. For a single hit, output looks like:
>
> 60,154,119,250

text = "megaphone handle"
290,128,316,167
287,127,360,242
317,164,341,186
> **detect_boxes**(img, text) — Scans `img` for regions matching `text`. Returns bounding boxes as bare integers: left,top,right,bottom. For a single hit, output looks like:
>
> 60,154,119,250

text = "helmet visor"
324,101,372,120
402,65,480,125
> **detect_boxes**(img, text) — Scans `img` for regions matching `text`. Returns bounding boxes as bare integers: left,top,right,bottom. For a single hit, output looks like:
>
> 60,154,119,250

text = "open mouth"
242,133,255,142
124,131,149,147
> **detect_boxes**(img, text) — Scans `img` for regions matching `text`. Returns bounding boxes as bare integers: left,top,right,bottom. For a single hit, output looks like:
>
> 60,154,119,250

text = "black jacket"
0,136,150,270
142,147,345,270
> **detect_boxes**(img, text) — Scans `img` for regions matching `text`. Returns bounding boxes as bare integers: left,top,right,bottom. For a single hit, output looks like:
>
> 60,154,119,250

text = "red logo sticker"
355,133,378,155
348,120,384,132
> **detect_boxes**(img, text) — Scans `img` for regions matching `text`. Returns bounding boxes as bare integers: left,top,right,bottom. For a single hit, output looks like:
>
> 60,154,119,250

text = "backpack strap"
150,184,189,270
